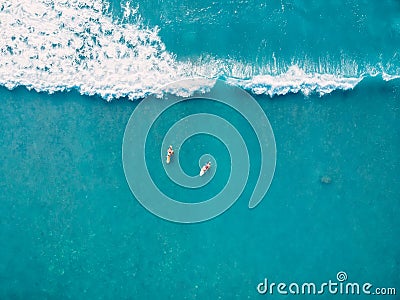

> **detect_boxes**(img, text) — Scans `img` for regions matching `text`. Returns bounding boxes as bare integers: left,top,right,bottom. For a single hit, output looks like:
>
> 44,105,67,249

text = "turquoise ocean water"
1,0,399,299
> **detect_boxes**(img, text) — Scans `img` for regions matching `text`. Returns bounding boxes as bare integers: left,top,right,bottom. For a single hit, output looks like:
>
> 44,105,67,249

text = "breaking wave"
0,0,398,100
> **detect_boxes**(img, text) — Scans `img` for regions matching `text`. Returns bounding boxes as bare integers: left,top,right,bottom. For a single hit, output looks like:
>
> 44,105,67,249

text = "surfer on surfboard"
166,145,174,164
199,161,211,176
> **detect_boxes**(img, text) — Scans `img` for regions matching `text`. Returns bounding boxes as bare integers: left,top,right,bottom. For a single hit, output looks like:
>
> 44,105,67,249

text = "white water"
0,0,397,100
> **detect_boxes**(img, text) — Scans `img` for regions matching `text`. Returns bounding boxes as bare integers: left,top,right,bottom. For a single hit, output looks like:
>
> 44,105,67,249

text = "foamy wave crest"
223,65,363,97
382,73,400,81
0,0,395,100
0,0,191,100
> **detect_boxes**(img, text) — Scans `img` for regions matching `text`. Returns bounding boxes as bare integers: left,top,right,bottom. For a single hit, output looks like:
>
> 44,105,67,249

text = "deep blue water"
0,0,399,299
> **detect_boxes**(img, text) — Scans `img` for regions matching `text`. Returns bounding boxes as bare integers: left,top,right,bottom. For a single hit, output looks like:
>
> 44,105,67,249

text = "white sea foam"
224,65,363,97
0,0,188,100
0,0,396,100
382,73,400,81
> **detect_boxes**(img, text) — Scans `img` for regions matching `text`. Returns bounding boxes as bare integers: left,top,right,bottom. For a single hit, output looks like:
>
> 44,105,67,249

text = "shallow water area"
0,0,399,298
1,78,399,298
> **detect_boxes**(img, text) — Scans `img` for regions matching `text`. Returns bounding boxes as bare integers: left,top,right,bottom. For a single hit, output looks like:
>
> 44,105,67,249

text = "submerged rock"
320,175,332,184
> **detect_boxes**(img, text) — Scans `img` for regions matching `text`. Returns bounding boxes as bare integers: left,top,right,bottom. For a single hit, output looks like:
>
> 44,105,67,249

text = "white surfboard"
199,162,211,176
